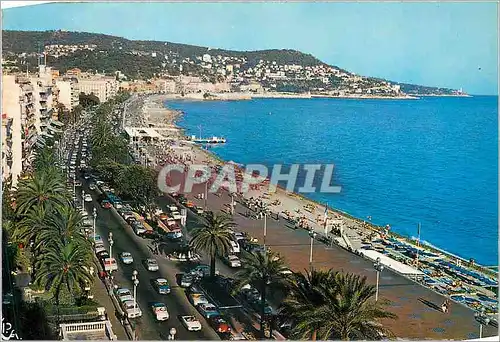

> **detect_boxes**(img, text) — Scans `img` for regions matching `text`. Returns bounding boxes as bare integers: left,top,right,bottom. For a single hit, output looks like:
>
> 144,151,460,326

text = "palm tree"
33,146,58,173
189,211,234,277
279,269,337,340
37,205,89,249
15,171,70,214
234,250,290,338
34,241,94,314
282,270,397,340
14,205,49,248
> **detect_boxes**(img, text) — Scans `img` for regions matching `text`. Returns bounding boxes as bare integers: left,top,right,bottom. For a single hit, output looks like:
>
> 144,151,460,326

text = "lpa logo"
1,318,21,340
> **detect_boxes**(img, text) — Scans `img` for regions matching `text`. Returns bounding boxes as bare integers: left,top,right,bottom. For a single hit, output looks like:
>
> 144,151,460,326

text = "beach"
125,94,498,339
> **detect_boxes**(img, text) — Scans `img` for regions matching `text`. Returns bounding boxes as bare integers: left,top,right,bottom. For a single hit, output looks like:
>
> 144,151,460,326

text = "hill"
2,30,462,96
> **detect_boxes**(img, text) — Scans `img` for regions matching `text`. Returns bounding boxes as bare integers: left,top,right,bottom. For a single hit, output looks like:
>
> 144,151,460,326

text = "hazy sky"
2,1,498,95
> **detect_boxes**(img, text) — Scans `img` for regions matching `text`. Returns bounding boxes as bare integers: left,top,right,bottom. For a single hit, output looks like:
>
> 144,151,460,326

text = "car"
115,288,133,302
209,316,231,334
84,194,93,202
167,204,179,212
145,258,159,272
96,250,110,261
122,212,135,221
195,207,204,215
171,211,182,220
224,255,241,268
102,257,118,272
229,240,240,254
180,315,202,331
101,200,112,209
95,245,107,255
120,252,134,265
74,180,82,187
83,173,91,180
151,302,169,321
132,222,147,235
180,273,194,288
164,217,176,227
189,293,209,307
197,303,220,318
190,264,210,277
122,300,142,318
158,212,169,220
89,183,97,191
153,278,171,294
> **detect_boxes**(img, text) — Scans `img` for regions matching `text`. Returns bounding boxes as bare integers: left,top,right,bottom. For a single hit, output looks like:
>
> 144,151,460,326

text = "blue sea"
168,96,498,265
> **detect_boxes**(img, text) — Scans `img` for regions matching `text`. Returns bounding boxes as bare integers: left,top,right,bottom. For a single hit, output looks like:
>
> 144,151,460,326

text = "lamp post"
309,231,317,272
132,270,139,313
204,181,208,210
82,189,86,211
93,207,97,243
108,232,114,256
73,179,76,201
168,328,177,340
373,257,384,301
475,307,490,339
263,212,267,250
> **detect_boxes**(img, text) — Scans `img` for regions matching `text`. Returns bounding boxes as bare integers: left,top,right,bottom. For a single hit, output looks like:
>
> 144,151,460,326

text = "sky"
2,1,498,95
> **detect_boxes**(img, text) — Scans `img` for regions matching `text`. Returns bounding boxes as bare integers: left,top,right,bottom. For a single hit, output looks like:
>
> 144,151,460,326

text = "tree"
15,170,70,214
38,205,89,249
281,270,397,340
34,241,94,317
234,250,290,338
79,92,100,108
189,211,234,277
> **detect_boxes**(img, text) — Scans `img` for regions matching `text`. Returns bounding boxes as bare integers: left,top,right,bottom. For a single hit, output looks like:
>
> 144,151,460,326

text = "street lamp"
263,212,267,250
132,270,139,313
373,257,384,301
475,307,490,339
204,181,208,210
108,232,114,256
93,207,97,243
168,328,177,340
309,231,317,271
82,189,86,211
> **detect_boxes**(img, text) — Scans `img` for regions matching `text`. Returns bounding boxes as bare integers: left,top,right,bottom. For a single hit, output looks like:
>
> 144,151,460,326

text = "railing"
59,320,116,340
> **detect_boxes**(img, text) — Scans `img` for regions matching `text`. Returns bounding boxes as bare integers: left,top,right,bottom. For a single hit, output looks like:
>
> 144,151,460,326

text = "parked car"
115,288,133,303
84,194,93,202
132,222,147,235
197,303,220,318
190,264,210,277
180,315,202,331
171,211,182,220
180,273,195,288
96,250,110,261
102,257,118,272
229,240,240,254
153,278,171,294
188,293,209,307
224,255,241,268
167,204,179,213
122,300,142,318
74,180,82,187
151,302,169,321
120,252,134,265
122,212,135,221
145,258,159,272
89,183,97,191
209,316,231,334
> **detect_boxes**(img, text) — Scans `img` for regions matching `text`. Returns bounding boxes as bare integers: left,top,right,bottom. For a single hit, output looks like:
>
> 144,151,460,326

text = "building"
77,76,118,102
55,78,80,111
202,54,212,63
66,68,82,77
2,75,37,186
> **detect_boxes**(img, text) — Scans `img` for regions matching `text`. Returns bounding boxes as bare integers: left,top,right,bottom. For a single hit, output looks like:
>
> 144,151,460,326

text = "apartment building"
77,76,118,102
55,78,80,110
2,75,37,186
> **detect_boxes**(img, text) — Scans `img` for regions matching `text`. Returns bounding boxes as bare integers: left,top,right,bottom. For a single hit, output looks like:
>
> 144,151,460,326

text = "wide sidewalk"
183,183,497,340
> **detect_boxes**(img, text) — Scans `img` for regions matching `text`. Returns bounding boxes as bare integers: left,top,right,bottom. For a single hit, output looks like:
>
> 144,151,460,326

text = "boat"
189,135,227,144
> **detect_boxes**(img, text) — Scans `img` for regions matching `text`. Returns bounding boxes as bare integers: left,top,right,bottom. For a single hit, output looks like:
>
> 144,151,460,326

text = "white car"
120,252,134,265
230,240,240,254
167,204,179,213
151,302,169,321
145,258,159,272
115,288,133,303
180,315,202,331
122,300,142,318
171,211,182,220
225,254,242,268
189,293,209,307
84,194,93,202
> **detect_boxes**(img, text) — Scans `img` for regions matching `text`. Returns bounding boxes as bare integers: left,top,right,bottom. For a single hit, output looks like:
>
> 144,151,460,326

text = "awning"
49,119,64,127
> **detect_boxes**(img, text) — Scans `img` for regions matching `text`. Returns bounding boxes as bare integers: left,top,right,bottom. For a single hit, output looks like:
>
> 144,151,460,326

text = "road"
64,118,220,341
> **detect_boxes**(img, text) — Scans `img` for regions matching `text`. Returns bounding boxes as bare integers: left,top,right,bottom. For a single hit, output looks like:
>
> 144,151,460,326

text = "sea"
167,96,498,266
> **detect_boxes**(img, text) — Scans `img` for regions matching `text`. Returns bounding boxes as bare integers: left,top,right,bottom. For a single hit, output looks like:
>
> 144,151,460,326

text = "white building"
202,54,212,63
77,76,118,102
55,78,80,111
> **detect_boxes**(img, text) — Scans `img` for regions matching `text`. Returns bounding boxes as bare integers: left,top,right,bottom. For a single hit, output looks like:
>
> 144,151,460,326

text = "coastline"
159,95,496,277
